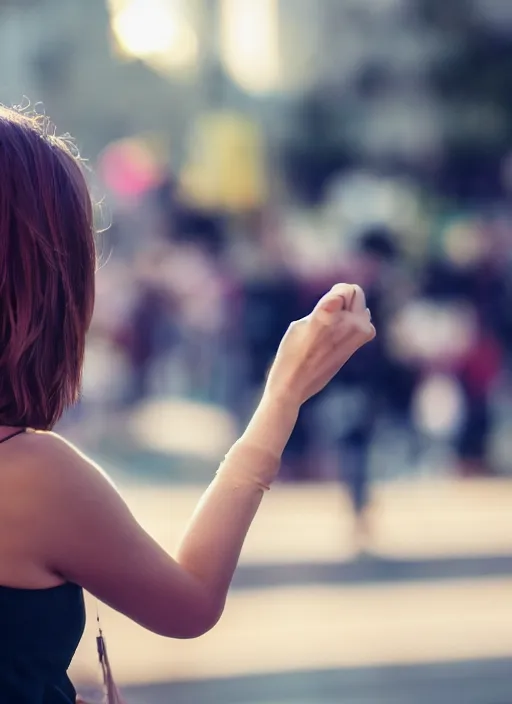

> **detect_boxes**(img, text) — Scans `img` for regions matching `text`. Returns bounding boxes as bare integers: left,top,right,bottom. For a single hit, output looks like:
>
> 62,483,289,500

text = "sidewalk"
69,478,512,689
123,659,512,704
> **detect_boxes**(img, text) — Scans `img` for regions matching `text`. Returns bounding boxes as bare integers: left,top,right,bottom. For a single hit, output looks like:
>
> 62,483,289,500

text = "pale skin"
0,283,375,639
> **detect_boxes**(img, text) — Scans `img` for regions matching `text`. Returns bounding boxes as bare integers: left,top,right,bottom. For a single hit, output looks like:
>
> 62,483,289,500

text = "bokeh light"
219,0,281,94
109,0,198,72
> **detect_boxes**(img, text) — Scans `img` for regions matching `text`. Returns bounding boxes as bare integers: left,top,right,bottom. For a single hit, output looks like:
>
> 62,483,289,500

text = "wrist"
242,389,300,460
261,385,302,415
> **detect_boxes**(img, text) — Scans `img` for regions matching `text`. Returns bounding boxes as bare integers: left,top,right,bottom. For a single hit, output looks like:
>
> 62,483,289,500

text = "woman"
0,106,375,703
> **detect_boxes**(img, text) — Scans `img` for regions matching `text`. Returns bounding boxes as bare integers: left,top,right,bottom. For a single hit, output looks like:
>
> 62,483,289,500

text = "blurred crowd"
73,142,512,513
2,0,511,531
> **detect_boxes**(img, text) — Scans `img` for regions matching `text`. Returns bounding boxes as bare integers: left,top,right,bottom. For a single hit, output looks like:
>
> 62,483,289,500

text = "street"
70,478,512,703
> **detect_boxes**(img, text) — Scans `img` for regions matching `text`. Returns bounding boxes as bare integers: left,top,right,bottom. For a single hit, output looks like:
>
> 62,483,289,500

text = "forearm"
176,392,299,618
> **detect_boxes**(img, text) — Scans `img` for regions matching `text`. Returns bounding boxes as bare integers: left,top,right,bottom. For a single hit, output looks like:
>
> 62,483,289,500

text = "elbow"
160,600,225,640
177,613,221,639
185,596,225,638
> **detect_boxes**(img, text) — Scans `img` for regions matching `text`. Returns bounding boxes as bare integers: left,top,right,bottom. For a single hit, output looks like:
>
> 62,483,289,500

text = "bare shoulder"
5,430,119,509
17,430,113,482
8,430,215,638
4,429,132,567
11,430,135,546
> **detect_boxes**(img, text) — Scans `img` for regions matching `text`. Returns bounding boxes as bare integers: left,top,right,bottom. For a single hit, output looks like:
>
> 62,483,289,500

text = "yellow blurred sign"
181,111,267,212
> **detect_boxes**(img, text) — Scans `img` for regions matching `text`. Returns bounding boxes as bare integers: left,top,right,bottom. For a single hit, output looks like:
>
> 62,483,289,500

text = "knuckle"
346,317,359,334
363,323,376,341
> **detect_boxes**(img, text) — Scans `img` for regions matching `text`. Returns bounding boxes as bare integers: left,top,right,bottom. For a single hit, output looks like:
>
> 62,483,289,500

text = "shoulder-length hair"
0,106,96,430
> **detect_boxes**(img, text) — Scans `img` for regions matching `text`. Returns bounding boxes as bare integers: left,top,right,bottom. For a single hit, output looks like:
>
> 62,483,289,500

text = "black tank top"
0,583,85,702
0,429,86,702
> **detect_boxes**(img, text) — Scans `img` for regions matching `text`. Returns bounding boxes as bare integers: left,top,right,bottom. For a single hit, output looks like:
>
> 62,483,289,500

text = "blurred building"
0,0,204,156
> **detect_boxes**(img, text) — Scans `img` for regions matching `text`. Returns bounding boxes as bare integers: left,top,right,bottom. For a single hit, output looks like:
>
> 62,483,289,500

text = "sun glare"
109,0,197,71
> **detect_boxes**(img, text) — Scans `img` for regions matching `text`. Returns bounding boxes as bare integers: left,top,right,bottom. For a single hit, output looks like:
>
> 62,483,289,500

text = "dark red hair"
0,106,96,430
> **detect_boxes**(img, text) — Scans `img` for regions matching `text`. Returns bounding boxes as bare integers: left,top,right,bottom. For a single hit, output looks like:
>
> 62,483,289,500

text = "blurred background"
2,0,512,701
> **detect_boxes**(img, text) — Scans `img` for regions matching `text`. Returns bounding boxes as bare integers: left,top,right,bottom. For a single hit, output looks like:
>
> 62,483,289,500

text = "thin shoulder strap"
0,428,26,445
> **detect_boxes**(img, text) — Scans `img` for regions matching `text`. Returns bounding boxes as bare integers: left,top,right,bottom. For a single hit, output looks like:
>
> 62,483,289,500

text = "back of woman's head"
0,106,96,430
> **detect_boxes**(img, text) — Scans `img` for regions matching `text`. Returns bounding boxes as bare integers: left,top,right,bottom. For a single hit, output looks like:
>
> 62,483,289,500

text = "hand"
265,283,376,407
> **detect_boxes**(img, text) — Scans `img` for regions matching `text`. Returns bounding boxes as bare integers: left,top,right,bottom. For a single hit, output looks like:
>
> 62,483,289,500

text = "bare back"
0,429,65,590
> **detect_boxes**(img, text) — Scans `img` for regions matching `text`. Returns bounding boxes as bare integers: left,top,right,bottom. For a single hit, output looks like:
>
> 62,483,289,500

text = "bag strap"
95,602,125,704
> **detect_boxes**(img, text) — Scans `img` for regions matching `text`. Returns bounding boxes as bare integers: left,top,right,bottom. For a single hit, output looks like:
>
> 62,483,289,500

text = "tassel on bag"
96,623,126,704
76,609,126,704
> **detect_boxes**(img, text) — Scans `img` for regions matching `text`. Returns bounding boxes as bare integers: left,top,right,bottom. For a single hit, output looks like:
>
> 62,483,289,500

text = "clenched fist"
265,283,375,407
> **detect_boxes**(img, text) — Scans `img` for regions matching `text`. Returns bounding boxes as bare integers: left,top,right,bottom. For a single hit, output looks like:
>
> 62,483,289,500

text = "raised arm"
28,284,374,638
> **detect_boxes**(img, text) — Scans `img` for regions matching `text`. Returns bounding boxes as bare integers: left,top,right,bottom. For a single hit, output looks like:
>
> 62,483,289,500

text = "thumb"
321,296,345,315
313,284,355,322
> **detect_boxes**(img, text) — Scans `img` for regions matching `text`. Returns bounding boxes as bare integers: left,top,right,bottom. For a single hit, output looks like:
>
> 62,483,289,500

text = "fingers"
329,283,356,305
331,310,376,346
312,284,370,326
312,284,355,324
308,284,375,349
348,284,367,314
314,283,366,318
